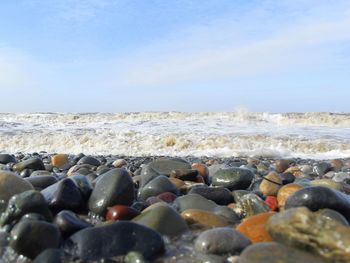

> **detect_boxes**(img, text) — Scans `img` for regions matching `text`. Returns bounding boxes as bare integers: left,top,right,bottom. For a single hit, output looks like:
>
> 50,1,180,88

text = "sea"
0,110,349,160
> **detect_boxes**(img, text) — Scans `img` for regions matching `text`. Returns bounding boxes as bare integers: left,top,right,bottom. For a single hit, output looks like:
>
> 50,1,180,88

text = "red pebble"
157,192,177,203
106,205,140,221
265,196,278,211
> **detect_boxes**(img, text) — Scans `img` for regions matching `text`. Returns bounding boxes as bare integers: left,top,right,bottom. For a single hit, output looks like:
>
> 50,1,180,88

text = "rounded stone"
0,154,16,164
112,159,127,168
77,156,101,167
25,176,58,190
54,210,91,237
33,248,64,263
64,221,164,261
239,242,328,263
51,154,70,170
316,208,349,226
236,212,275,243
284,186,350,222
310,178,343,191
13,158,45,172
10,220,61,259
259,172,282,196
195,227,251,255
274,159,290,173
88,168,134,216
277,183,303,210
133,204,188,236
106,205,140,221
181,209,230,228
235,193,270,218
191,163,209,184
0,170,34,203
138,175,178,201
189,186,233,205
211,168,254,190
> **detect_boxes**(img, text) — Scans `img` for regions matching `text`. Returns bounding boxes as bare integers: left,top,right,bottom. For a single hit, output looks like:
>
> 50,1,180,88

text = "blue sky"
0,0,349,112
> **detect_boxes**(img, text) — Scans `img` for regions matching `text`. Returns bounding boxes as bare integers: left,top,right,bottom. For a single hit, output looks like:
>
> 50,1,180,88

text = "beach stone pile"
0,152,350,262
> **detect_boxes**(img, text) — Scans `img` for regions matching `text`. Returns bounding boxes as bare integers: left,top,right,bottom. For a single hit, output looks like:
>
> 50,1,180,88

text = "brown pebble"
181,209,230,228
259,172,282,197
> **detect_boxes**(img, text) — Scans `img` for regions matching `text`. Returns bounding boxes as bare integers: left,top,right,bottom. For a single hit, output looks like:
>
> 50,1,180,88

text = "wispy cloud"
108,1,350,89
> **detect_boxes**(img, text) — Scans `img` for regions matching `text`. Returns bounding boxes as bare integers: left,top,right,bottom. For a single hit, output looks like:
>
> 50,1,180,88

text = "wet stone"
181,209,230,228
0,170,34,203
0,190,52,226
235,193,270,218
25,176,58,190
77,156,101,167
138,175,178,201
10,220,61,259
188,186,233,205
211,167,254,190
54,210,91,237
195,227,251,255
32,248,64,263
106,205,140,221
259,172,282,197
88,168,134,216
0,154,16,164
239,242,328,263
64,221,164,261
13,158,45,172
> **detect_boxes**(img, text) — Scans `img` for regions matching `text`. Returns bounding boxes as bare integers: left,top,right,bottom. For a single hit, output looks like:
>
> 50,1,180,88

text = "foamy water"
0,111,349,159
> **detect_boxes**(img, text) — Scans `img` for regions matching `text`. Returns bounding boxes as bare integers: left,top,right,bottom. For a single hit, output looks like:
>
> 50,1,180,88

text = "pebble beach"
0,153,350,262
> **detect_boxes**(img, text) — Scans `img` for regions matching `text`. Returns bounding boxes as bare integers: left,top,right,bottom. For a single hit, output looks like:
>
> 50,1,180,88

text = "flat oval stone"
211,167,254,190
138,175,178,201
64,221,164,260
88,168,134,216
106,205,140,221
41,178,85,213
51,154,70,170
285,186,350,222
13,158,45,172
0,190,52,226
77,156,101,167
236,212,275,243
0,170,34,203
25,176,58,190
189,186,233,205
133,204,188,236
174,194,239,224
54,210,91,237
195,227,251,255
0,154,16,164
181,209,230,228
10,220,61,259
266,207,350,262
239,242,328,263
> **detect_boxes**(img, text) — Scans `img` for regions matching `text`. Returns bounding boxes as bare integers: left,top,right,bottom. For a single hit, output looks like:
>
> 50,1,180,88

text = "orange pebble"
265,196,278,211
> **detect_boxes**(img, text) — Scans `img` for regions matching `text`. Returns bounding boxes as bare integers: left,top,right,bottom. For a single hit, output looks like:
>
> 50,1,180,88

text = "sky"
0,0,349,113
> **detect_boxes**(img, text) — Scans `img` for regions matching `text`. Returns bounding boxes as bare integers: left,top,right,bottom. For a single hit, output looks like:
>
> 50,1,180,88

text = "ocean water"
0,110,349,159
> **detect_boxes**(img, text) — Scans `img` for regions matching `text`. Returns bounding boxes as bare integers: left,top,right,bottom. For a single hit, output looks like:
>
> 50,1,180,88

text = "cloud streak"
109,1,350,89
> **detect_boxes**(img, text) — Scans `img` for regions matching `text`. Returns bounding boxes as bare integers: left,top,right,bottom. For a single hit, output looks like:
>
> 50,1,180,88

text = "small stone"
133,203,188,236
181,209,230,228
192,163,209,184
275,159,289,173
211,168,254,190
259,172,282,196
236,212,275,243
235,193,270,218
106,205,140,221
77,156,101,167
170,169,198,181
316,208,349,226
189,186,233,205
330,159,344,171
195,227,251,255
264,196,278,211
332,172,350,183
157,192,177,203
64,221,164,260
33,248,64,263
88,168,134,216
276,183,303,210
313,162,331,176
0,154,16,164
283,167,303,177
0,170,34,203
13,158,45,172
25,176,58,190
10,220,61,259
138,175,178,201
266,207,350,262
124,251,148,263
54,210,91,237
310,178,343,191
112,159,127,168
51,154,70,170
239,242,328,263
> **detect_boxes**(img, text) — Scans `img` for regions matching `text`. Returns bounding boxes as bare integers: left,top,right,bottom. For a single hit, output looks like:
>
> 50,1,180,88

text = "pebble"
274,159,290,173
112,158,127,168
235,193,270,218
276,183,303,210
211,167,254,190
13,157,45,172
133,203,188,236
88,168,134,215
10,220,61,259
181,209,230,228
138,175,179,201
106,204,140,221
188,186,233,205
266,207,350,262
0,154,16,164
259,172,282,196
25,175,58,190
51,154,70,170
236,212,275,243
239,242,328,263
195,227,251,255
191,163,209,184
33,248,64,263
0,170,34,203
54,210,91,237
64,221,164,260
285,186,350,222
77,156,101,167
